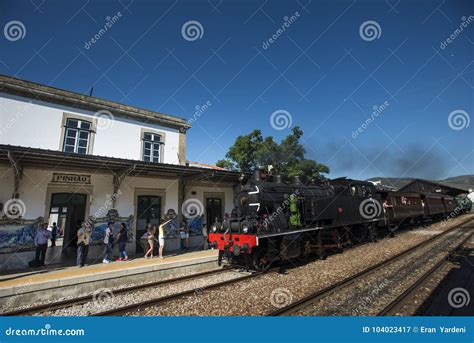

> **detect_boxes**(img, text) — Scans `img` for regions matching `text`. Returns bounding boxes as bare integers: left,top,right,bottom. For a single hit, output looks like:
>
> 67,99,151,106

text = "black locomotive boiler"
209,170,384,271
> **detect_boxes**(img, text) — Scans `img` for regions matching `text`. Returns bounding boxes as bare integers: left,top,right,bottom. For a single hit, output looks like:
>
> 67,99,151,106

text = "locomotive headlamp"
243,226,248,233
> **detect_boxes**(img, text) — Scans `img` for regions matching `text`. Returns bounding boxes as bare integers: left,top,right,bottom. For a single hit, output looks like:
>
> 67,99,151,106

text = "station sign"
52,173,91,184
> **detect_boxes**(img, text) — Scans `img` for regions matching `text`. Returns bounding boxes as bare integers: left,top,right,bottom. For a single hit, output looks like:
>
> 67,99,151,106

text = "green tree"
216,126,329,181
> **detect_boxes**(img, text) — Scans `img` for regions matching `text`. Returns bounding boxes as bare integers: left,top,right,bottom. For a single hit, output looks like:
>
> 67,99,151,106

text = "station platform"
0,249,218,309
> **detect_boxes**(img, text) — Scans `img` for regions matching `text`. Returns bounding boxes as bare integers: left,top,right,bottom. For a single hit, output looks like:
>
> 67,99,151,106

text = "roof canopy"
0,145,239,184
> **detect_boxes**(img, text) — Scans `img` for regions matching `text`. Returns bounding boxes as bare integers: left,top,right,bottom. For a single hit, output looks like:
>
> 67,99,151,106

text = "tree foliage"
216,126,330,181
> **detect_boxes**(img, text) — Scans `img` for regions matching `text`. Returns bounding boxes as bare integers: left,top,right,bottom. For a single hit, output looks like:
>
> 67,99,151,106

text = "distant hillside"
367,175,474,191
442,175,474,188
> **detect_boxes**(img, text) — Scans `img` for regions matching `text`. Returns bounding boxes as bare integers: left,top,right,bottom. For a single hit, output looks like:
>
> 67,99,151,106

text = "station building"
0,75,239,271
399,179,472,197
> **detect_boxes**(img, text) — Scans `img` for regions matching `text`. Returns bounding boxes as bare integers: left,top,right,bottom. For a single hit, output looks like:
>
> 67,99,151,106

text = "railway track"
377,232,472,316
94,267,278,316
4,218,472,317
268,221,473,316
2,267,234,316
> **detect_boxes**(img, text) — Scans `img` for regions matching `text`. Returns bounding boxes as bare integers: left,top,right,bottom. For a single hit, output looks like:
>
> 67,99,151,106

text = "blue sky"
0,0,472,180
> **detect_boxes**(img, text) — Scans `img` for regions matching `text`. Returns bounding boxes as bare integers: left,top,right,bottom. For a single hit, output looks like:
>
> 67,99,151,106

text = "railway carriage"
376,191,424,231
454,196,472,214
422,194,450,219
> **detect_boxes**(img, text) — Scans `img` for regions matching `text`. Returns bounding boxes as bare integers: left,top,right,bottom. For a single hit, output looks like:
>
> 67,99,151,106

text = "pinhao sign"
52,173,91,184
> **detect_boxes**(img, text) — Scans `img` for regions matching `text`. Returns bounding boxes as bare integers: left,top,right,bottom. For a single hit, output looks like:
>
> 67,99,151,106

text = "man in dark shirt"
50,222,58,247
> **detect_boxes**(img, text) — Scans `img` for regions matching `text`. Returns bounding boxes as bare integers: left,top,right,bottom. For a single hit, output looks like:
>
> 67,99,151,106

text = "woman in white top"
158,219,171,258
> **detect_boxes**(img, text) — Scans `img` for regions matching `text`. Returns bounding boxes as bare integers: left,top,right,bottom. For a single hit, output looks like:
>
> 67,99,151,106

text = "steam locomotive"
208,170,471,271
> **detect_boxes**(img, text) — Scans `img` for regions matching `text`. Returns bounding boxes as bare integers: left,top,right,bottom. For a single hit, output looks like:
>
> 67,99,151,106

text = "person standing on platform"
179,217,189,252
50,222,58,247
158,219,172,258
184,220,190,251
179,218,188,251
202,223,208,250
102,221,114,263
115,222,129,261
152,224,159,256
144,226,155,259
77,221,92,267
33,223,51,267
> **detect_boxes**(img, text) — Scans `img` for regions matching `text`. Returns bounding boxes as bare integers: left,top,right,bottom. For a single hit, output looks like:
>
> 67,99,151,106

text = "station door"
48,193,87,250
206,197,223,227
136,195,162,253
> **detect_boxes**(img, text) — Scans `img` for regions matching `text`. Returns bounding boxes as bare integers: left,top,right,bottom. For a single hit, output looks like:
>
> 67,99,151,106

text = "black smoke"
306,139,452,180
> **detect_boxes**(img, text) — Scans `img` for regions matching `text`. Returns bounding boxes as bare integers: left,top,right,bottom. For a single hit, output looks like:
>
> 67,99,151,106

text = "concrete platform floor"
0,249,218,301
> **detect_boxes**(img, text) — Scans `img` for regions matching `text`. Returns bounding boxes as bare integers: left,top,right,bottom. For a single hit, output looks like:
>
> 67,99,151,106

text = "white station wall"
184,185,235,225
0,166,180,220
0,93,181,164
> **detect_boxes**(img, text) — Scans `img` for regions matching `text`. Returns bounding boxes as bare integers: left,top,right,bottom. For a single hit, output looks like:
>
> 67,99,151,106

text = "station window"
142,132,163,163
63,118,92,154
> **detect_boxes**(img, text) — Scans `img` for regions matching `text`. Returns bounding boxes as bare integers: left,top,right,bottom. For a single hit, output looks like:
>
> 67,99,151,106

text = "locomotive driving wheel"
298,240,311,263
252,248,271,272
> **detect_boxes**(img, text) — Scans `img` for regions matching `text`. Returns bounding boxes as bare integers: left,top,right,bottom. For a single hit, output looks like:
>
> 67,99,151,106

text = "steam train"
208,170,472,271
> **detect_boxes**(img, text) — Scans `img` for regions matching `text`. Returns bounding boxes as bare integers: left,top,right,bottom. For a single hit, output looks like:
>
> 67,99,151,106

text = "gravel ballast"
124,215,474,316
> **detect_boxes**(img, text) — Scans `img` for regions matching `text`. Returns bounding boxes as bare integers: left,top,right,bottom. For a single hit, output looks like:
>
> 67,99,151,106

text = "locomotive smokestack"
274,175,286,183
253,168,268,181
292,175,307,185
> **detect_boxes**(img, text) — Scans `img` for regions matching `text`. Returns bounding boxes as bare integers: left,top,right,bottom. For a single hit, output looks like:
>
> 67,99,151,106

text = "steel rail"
2,267,232,316
377,231,473,316
268,220,473,316
94,268,278,316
